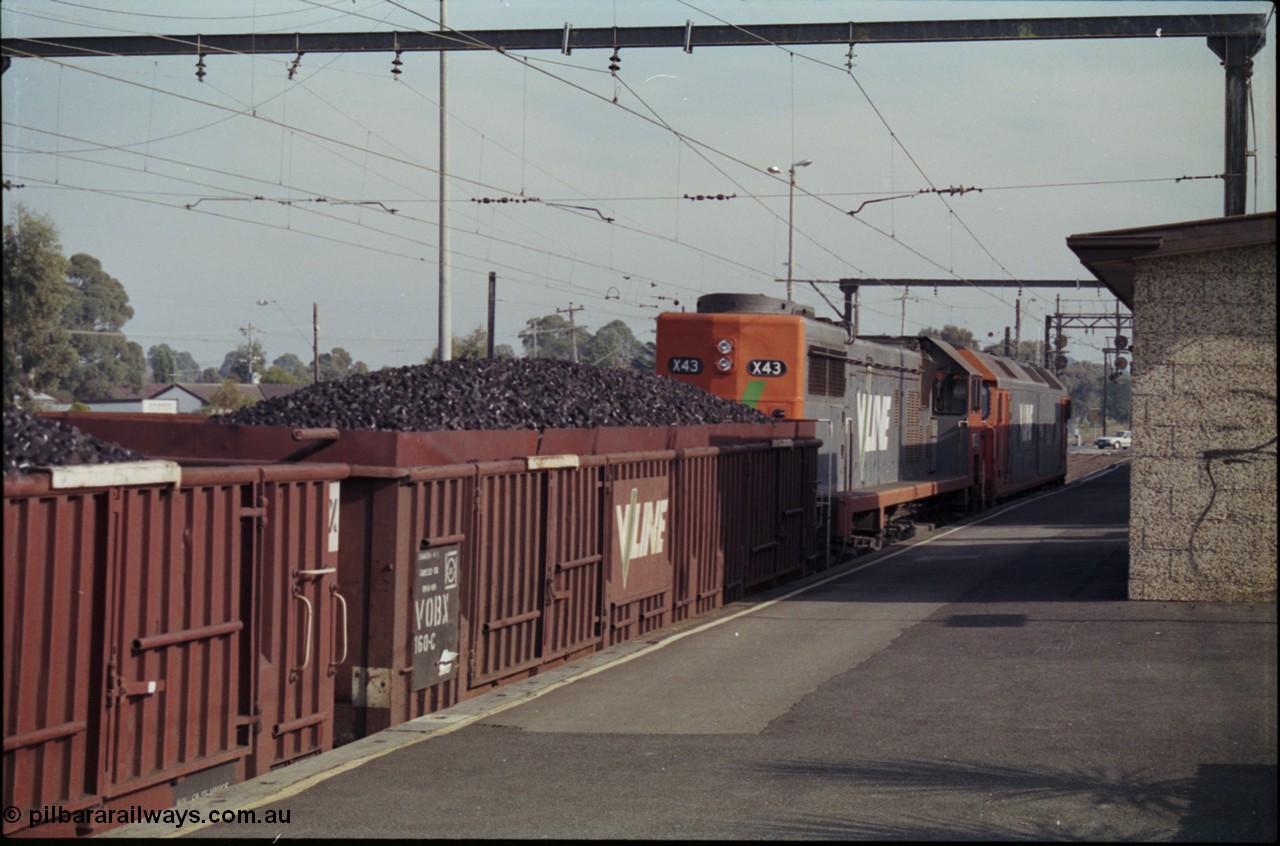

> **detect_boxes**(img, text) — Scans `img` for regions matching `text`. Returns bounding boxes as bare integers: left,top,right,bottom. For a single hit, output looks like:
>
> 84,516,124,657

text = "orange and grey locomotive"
656,293,1069,548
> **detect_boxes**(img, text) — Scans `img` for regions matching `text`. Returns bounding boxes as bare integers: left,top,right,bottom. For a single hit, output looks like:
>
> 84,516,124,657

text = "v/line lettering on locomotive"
1019,402,1036,443
855,392,893,453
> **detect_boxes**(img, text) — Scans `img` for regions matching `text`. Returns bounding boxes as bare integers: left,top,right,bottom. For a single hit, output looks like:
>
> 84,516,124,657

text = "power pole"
487,272,497,359
1015,287,1022,352
239,323,261,383
557,302,584,363
437,0,452,362
312,303,320,383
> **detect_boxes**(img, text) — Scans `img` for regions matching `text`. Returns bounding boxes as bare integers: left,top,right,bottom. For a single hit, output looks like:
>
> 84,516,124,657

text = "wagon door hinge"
105,653,122,706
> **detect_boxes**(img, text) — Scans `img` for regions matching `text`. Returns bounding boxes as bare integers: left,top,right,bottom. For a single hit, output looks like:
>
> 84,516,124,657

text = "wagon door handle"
329,584,349,672
290,591,314,682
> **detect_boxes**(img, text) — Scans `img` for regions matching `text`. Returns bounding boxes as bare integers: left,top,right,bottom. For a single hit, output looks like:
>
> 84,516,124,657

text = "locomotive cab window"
933,370,969,415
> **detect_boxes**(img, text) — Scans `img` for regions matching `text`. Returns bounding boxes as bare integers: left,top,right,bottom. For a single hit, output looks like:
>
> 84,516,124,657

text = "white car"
1095,431,1132,449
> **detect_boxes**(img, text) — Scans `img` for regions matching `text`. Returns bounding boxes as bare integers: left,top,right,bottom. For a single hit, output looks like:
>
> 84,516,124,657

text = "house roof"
86,381,305,405
1066,212,1276,309
165,382,305,404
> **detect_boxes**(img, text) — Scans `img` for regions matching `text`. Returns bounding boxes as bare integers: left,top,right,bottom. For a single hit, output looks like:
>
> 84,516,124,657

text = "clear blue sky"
3,1,1275,374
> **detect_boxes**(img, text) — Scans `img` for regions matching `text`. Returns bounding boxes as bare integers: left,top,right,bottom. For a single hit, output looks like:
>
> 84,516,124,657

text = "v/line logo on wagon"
610,477,671,599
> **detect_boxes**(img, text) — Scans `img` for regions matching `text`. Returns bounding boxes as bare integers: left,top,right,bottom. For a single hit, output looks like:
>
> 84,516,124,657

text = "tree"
317,347,367,382
260,365,303,384
982,338,1045,364
173,350,202,381
426,327,515,362
520,314,584,361
199,367,221,383
149,344,201,383
585,320,647,368
219,341,266,383
632,340,657,372
1058,360,1103,429
920,325,976,350
272,353,313,384
149,345,177,384
200,378,255,414
1102,372,1132,427
1054,359,1130,429
58,253,146,400
3,205,75,404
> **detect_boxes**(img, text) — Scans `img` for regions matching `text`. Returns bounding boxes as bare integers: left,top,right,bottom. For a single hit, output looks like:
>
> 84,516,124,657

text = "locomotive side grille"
807,347,846,397
903,388,923,465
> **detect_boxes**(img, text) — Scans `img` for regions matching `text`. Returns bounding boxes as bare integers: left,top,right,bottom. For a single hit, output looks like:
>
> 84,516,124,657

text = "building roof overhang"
1066,212,1276,309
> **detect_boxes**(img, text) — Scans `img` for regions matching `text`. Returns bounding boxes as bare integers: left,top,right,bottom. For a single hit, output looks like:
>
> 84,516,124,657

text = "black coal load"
217,358,770,432
3,406,147,476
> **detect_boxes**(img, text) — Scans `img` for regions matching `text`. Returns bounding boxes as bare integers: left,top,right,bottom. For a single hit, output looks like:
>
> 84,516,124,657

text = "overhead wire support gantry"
2,15,1266,59
793,277,1107,346
2,12,1267,216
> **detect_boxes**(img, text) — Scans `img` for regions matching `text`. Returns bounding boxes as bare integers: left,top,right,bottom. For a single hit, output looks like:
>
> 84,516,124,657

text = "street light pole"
257,298,319,383
786,168,797,300
768,159,812,301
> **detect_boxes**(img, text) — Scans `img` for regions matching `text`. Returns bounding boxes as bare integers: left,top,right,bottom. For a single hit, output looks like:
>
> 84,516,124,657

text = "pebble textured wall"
1129,243,1276,601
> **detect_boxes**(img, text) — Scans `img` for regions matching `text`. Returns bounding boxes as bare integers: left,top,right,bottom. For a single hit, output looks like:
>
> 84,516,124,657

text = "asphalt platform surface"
104,462,1277,841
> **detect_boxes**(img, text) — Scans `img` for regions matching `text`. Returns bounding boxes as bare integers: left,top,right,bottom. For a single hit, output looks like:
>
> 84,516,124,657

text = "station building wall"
1129,243,1276,601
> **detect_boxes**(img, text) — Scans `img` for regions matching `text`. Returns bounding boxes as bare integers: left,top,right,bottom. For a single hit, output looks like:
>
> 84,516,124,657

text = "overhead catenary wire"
5,52,794,293
672,0,1034,311
665,0,1144,338
3,46,787,295
5,1,1254,363
4,154,697,323
0,19,1092,323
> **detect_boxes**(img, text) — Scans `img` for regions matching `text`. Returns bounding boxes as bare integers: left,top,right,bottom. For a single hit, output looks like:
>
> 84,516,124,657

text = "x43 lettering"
747,359,787,377
667,356,703,374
